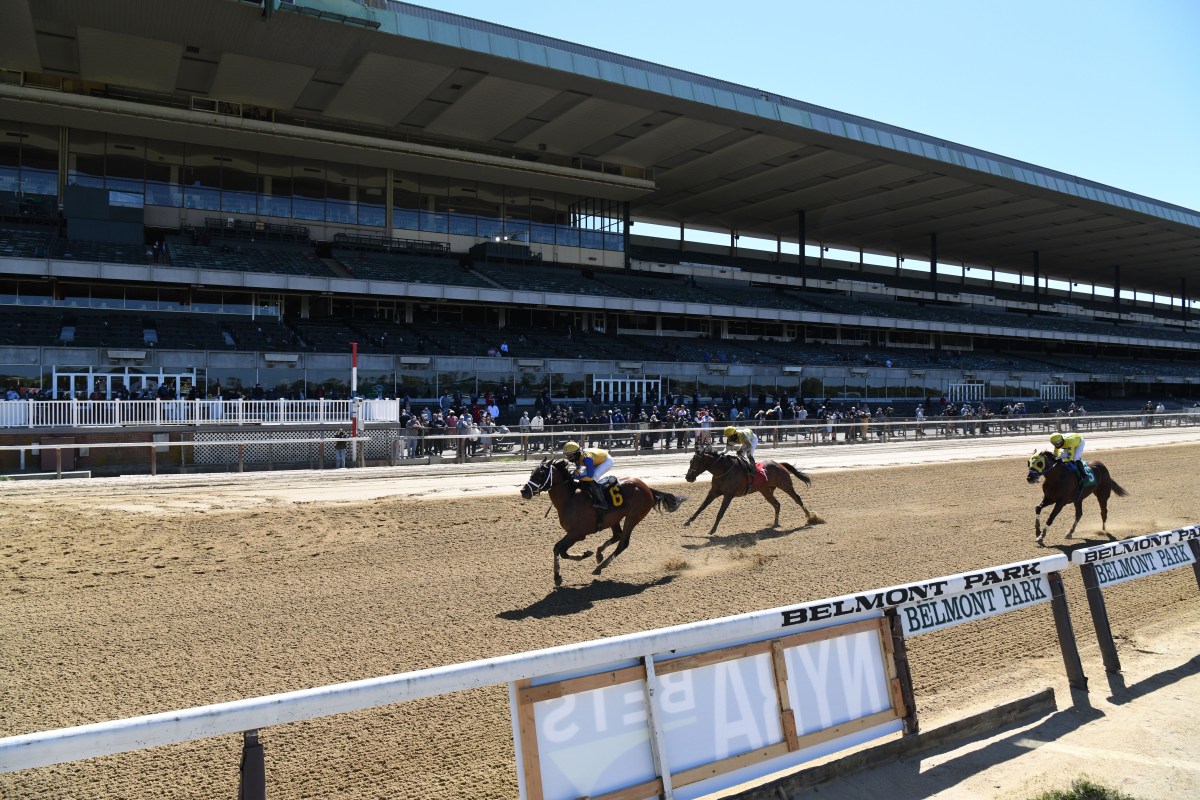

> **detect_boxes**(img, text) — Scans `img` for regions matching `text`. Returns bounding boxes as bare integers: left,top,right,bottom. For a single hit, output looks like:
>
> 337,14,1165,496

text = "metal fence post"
1079,562,1121,673
237,730,266,800
1047,570,1087,690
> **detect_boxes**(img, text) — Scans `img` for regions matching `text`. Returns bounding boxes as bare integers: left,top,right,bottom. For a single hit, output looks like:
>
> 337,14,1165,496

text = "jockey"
563,441,612,508
724,425,758,472
1049,431,1089,483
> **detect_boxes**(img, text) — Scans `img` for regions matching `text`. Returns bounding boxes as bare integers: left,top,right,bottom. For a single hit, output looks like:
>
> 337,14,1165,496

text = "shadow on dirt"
1106,653,1200,704
681,523,811,550
498,575,677,620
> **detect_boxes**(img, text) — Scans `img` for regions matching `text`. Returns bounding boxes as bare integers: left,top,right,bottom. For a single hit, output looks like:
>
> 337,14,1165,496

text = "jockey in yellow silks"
563,441,612,508
724,425,758,473
1050,431,1090,485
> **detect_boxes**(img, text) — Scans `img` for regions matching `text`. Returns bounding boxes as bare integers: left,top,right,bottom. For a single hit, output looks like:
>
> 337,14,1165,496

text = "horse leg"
552,532,590,588
593,522,628,575
594,524,621,564
761,487,782,527
708,494,736,536
1040,502,1066,546
778,478,815,523
1096,487,1112,535
684,489,720,528
1066,500,1085,539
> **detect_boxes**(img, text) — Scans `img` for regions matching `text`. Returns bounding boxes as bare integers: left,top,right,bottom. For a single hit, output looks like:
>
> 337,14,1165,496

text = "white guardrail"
0,553,1077,798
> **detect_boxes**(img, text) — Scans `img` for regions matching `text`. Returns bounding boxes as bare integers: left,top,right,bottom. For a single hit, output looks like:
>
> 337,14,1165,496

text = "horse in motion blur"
520,458,686,587
1026,449,1128,545
683,444,820,536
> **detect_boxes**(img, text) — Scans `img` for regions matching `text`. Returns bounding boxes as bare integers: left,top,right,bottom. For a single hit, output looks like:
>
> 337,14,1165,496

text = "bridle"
523,460,558,496
687,448,739,481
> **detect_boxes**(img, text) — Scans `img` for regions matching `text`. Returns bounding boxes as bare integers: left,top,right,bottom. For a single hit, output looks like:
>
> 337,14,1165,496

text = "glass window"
291,160,325,221
358,165,385,228
105,136,145,193
20,124,59,199
257,152,291,218
67,129,106,188
324,161,355,224
220,148,258,215
145,138,183,208
504,185,530,222
0,125,21,194
474,179,501,224
182,146,222,211
392,169,419,222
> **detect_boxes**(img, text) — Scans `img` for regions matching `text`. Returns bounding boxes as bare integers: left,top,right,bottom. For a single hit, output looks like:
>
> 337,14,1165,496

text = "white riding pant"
583,459,613,483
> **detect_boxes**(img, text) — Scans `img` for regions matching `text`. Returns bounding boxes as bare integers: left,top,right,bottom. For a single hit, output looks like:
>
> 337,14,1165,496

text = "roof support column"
1182,277,1189,324
679,222,685,257
622,201,631,272
929,233,938,298
797,210,806,288
1113,266,1121,317
1032,251,1040,311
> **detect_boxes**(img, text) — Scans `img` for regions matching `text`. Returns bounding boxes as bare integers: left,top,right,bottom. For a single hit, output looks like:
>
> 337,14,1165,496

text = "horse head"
685,444,718,482
1026,449,1054,483
520,457,554,499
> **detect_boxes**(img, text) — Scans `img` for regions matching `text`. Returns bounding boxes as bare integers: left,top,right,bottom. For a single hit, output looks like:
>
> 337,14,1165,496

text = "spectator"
333,430,349,468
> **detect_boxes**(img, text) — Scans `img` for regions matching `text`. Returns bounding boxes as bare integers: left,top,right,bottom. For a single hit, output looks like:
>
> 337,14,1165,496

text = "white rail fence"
0,552,1088,800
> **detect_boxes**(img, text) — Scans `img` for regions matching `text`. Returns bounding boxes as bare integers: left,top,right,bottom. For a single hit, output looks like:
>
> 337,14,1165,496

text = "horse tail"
1095,463,1129,497
783,463,812,486
652,489,687,514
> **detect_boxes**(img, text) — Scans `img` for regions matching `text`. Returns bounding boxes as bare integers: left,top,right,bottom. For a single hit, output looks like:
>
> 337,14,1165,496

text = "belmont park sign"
780,554,1069,637
1070,525,1200,588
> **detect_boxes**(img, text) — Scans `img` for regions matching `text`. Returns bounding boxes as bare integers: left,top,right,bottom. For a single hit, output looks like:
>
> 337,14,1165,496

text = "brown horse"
683,444,819,536
1026,449,1128,545
520,458,686,587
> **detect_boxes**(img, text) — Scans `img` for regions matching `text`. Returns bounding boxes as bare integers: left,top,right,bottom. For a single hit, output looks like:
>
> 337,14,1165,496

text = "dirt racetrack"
2,432,1200,799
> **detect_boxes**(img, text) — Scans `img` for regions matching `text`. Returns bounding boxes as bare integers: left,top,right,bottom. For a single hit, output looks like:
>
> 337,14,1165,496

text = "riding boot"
588,481,608,509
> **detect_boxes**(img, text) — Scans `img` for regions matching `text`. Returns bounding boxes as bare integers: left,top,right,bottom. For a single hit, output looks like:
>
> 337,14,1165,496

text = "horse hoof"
591,567,602,576
554,575,562,588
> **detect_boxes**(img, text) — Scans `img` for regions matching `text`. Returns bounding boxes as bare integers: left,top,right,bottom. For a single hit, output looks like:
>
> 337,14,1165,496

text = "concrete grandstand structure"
1,0,1199,412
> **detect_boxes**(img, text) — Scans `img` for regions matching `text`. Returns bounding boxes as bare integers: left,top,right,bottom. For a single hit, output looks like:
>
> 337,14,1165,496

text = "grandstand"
0,0,1198,413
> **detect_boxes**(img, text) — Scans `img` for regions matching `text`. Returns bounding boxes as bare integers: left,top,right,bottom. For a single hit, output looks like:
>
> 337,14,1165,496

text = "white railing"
0,398,358,428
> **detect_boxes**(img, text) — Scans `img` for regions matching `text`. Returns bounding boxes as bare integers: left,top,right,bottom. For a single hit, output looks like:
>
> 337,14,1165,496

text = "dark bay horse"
1026,449,1128,545
683,444,819,536
520,458,686,587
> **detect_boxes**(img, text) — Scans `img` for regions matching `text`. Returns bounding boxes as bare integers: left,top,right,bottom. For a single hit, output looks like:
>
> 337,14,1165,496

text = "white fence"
0,553,1081,800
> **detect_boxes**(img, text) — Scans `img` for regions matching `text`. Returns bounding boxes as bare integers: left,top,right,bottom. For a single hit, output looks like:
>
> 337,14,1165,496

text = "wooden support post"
237,443,245,473
1079,563,1121,673
1048,570,1087,690
885,609,919,735
150,443,157,476
55,448,62,479
237,729,266,800
1189,539,1200,593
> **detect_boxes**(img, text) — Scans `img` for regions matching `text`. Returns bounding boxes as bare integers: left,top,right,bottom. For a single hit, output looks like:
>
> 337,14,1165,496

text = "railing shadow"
1105,653,1200,704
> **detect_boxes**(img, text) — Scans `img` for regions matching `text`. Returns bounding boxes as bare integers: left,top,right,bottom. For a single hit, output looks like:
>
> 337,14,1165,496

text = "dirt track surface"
2,431,1199,799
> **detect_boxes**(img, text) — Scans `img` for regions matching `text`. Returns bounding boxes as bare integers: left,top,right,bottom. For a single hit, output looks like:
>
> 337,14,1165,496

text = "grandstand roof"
3,0,1198,296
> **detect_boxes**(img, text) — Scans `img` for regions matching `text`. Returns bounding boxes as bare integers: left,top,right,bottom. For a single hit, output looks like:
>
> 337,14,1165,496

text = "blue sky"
423,0,1200,214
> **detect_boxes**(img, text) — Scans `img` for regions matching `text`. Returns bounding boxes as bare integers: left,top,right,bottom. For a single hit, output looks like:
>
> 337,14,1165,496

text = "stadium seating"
170,244,336,278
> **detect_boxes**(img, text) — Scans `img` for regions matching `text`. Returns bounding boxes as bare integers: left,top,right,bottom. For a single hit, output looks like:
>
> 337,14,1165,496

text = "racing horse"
683,444,820,536
520,458,686,587
1026,449,1128,545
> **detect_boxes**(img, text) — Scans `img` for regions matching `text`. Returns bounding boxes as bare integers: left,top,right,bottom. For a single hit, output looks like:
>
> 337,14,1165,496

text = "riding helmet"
1050,433,1064,446
724,426,737,437
563,441,581,455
